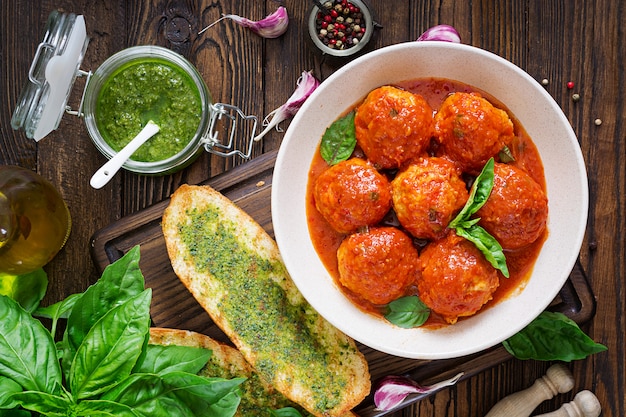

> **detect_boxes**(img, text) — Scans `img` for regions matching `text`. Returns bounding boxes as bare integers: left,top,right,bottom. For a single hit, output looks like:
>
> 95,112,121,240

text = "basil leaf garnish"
503,311,607,361
499,145,515,163
385,295,430,328
448,158,509,277
320,111,357,165
449,158,495,228
455,224,509,278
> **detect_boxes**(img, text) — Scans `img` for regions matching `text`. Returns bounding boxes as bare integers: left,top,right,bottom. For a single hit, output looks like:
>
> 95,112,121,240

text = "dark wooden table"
2,1,624,416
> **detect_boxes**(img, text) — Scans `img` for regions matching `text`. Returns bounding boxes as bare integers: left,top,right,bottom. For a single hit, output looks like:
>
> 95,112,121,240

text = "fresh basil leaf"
0,295,62,394
320,111,356,165
0,376,22,409
503,311,607,361
34,293,82,339
10,391,70,415
69,289,152,400
0,269,47,313
269,406,304,417
34,292,81,321
102,372,243,417
163,372,245,405
385,296,430,328
455,224,509,278
135,345,212,376
62,246,144,378
447,158,509,276
165,373,244,417
449,157,495,228
203,390,241,417
101,374,196,417
73,399,141,417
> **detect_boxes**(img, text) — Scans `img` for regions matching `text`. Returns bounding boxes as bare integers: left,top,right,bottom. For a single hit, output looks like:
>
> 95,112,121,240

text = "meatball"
418,232,500,324
391,157,469,240
435,92,515,173
355,86,434,169
337,227,419,305
314,158,392,234
476,162,548,250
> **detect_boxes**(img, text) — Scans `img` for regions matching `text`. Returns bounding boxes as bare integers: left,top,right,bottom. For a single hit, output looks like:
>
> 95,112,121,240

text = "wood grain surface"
1,1,624,416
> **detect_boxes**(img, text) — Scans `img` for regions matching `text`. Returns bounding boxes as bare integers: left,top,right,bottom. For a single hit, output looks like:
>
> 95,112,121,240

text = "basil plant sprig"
0,246,244,417
449,158,509,278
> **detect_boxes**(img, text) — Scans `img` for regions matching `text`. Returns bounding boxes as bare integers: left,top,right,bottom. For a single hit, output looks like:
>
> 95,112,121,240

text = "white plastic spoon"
90,120,160,189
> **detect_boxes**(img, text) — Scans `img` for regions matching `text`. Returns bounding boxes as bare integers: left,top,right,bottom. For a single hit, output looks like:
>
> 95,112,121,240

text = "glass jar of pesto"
82,46,213,175
12,11,260,178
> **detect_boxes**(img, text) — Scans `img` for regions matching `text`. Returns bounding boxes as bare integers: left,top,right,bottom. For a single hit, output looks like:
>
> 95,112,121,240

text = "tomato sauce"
306,78,548,326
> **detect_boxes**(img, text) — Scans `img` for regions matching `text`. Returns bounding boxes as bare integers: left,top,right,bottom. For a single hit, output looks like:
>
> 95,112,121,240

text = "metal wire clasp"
204,103,259,159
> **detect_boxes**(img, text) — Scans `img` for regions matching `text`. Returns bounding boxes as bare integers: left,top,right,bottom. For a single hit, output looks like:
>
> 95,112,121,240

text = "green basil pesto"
179,206,348,413
96,58,202,162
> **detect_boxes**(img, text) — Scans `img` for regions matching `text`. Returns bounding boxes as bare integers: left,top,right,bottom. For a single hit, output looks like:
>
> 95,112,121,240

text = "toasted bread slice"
149,328,359,417
162,184,370,417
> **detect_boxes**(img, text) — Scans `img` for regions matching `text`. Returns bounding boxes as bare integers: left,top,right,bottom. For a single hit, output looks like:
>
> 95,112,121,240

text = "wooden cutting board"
90,150,596,416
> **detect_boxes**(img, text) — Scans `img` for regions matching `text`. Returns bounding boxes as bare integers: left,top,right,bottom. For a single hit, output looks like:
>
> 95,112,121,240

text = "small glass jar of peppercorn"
307,0,376,61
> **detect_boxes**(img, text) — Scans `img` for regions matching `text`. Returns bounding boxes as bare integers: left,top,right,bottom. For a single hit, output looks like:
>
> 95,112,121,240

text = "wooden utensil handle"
484,364,575,417
533,390,601,417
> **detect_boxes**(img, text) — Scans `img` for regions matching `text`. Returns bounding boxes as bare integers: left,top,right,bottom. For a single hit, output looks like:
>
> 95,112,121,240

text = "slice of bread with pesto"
162,184,370,417
149,328,362,417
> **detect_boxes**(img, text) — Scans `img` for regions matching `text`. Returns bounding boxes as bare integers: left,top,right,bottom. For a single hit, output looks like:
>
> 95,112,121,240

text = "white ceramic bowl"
271,42,588,359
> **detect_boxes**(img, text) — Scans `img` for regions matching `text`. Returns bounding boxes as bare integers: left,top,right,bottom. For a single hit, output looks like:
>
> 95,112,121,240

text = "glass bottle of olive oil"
0,166,71,275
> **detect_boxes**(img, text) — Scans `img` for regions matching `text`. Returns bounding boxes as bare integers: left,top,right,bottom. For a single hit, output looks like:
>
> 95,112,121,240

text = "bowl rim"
272,41,588,359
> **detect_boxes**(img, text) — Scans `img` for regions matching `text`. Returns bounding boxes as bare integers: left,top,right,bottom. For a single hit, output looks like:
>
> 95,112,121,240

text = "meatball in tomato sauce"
391,157,469,240
355,86,434,169
476,162,548,250
418,232,500,324
337,227,419,305
314,158,392,234
435,92,515,173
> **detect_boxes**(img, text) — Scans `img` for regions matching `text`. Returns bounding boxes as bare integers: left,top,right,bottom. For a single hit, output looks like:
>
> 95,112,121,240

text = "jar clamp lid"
11,11,90,141
12,11,263,170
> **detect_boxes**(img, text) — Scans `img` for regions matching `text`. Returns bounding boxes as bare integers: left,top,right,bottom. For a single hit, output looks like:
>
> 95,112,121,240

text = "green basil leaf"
385,295,430,328
97,374,194,417
0,376,22,409
135,345,212,376
449,157,494,228
163,372,245,406
269,406,304,417
455,224,509,278
73,399,141,417
0,295,62,394
62,246,144,378
0,269,47,313
10,391,70,415
34,293,82,340
503,311,608,361
447,158,509,277
103,372,243,417
69,289,152,400
34,293,81,321
203,390,242,417
320,111,356,165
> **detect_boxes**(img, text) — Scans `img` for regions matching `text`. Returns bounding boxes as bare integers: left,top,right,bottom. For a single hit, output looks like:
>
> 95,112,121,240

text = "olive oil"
0,166,71,274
